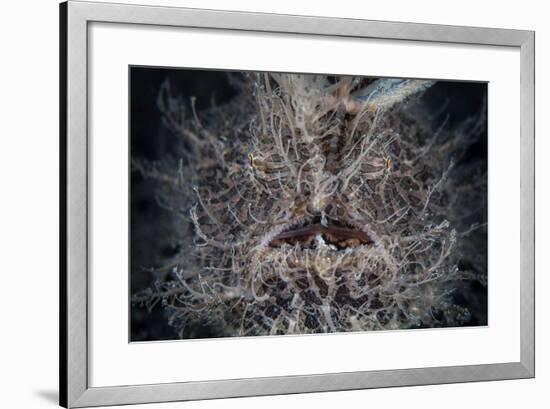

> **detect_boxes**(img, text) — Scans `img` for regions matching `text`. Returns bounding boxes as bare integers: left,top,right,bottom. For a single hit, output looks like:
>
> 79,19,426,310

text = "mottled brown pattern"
132,73,487,338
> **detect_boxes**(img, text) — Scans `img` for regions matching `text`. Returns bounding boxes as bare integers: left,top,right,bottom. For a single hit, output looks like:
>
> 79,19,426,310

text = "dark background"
129,67,487,341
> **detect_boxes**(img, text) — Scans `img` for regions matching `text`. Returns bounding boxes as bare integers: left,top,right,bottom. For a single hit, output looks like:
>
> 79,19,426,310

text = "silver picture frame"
60,1,535,407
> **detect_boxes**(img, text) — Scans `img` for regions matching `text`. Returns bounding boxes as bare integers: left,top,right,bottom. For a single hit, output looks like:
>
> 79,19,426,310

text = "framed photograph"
60,1,535,407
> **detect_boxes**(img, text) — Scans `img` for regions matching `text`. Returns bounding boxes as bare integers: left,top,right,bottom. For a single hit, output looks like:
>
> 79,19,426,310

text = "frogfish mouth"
268,216,373,251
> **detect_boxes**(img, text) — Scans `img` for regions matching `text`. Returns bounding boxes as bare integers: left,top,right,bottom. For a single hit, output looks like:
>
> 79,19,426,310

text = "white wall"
0,0,547,408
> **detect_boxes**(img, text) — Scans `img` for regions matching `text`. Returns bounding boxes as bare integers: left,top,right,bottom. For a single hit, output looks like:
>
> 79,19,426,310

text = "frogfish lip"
267,217,373,250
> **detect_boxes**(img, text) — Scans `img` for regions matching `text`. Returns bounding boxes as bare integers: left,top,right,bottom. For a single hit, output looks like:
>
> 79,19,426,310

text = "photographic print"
60,5,534,405
130,68,488,341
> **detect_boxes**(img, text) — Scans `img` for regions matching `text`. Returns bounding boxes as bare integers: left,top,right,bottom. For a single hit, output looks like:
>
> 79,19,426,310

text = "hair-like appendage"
133,73,487,338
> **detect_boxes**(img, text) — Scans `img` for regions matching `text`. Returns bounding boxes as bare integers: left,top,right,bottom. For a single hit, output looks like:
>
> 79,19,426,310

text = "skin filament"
132,72,487,339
